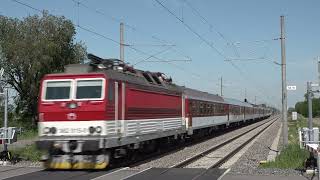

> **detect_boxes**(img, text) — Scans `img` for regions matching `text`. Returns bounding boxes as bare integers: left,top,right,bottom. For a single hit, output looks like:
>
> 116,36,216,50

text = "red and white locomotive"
36,54,272,169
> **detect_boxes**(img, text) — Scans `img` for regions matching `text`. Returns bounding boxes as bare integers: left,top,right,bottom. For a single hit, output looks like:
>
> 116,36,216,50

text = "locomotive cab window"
44,80,72,100
75,79,104,100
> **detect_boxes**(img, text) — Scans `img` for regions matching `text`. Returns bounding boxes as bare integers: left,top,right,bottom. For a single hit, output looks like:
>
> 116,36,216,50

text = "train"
36,54,272,169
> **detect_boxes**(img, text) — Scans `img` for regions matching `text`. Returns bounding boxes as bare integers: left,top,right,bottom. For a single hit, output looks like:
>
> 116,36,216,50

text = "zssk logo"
67,113,77,120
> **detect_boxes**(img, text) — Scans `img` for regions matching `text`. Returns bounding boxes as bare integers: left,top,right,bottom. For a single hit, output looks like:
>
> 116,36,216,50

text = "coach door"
185,98,193,135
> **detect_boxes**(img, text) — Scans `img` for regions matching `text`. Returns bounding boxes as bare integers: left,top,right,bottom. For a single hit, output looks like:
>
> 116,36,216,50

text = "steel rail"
171,115,279,168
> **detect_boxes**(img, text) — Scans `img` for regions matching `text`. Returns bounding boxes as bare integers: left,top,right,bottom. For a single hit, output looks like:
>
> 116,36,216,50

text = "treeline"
295,96,320,117
0,11,87,127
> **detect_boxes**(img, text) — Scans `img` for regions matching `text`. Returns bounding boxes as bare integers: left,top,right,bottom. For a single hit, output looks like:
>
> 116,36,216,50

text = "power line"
71,0,136,31
11,0,42,13
11,0,273,102
10,0,192,69
71,0,192,61
155,0,275,103
77,25,120,44
155,0,226,59
182,0,240,57
133,47,172,65
68,1,221,86
225,57,266,61
77,25,216,86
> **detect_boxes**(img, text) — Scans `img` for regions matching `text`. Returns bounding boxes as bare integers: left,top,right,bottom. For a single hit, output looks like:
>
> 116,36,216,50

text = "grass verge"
260,144,309,169
10,144,44,162
260,115,311,169
17,128,38,140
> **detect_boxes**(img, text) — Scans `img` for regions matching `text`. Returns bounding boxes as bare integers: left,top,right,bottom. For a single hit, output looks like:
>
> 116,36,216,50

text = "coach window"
200,102,204,115
76,79,104,99
44,80,71,100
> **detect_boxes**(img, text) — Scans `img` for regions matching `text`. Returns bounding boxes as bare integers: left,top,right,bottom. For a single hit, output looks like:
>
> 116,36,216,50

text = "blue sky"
2,0,320,109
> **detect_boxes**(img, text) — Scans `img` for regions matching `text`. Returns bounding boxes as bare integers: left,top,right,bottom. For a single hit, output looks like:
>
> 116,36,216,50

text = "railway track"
171,115,279,169
128,117,265,168
101,116,280,180
2,116,278,180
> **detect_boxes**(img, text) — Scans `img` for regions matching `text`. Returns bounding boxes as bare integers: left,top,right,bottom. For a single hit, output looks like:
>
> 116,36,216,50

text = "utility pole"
317,57,320,84
307,81,313,142
3,88,7,152
220,76,223,96
255,96,256,105
280,15,288,146
0,68,8,152
120,22,124,62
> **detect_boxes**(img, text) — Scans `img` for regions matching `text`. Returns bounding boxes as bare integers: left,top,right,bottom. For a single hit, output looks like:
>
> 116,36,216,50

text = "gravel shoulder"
131,118,273,170
228,120,303,176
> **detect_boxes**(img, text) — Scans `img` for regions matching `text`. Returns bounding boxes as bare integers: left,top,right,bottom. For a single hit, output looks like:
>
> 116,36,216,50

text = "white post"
3,88,8,152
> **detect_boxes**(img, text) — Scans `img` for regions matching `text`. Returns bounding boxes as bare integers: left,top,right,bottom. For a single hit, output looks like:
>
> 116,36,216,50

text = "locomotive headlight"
96,126,102,133
43,127,50,134
89,126,95,134
68,103,77,109
53,142,62,149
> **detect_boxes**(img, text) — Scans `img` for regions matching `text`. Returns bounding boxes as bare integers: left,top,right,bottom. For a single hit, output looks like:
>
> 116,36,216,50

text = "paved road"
0,166,41,180
0,166,124,180
0,166,313,180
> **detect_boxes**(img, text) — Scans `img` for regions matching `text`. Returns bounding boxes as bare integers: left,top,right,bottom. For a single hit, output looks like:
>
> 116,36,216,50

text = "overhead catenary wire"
155,0,274,104
79,4,223,88
10,0,193,70
154,0,226,59
182,0,240,57
11,0,42,13
71,0,136,31
10,0,222,88
70,0,192,61
10,0,274,103
184,1,278,105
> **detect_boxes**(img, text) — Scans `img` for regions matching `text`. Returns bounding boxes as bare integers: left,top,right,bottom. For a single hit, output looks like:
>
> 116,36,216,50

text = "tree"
0,12,86,125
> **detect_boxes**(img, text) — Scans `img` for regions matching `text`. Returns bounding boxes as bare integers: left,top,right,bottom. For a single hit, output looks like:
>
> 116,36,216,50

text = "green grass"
10,144,44,162
260,115,311,169
261,144,309,169
17,128,38,140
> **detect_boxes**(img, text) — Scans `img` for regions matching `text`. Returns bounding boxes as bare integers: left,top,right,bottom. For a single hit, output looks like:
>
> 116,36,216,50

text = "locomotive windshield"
75,79,103,99
45,81,71,100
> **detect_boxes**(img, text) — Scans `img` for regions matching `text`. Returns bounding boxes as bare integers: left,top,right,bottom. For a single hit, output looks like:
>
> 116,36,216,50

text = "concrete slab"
0,166,21,172
0,166,42,180
92,168,140,180
267,123,282,161
126,168,226,180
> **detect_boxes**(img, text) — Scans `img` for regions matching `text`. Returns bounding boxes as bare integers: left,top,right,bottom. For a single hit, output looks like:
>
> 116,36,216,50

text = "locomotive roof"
103,68,183,93
61,63,183,95
183,88,225,103
49,54,262,107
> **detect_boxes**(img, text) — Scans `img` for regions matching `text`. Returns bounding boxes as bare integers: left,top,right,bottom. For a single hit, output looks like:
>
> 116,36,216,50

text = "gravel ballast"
228,120,303,176
132,118,274,170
